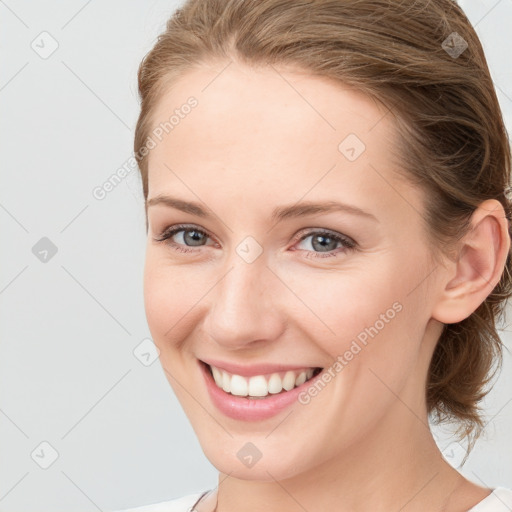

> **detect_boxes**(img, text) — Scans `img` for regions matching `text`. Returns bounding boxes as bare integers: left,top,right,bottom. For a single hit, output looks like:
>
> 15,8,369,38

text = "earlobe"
432,199,510,324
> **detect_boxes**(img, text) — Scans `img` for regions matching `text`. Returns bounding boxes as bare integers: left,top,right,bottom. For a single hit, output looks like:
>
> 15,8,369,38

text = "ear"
432,199,510,324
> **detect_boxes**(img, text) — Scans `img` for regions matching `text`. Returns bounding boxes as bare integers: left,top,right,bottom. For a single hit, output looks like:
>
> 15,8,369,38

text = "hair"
134,0,512,451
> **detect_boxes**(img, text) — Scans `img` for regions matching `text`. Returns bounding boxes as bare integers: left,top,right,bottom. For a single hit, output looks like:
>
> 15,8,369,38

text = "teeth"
282,371,296,391
248,375,268,397
211,366,222,386
268,373,283,394
209,365,318,398
295,371,307,386
221,371,231,393
230,375,248,396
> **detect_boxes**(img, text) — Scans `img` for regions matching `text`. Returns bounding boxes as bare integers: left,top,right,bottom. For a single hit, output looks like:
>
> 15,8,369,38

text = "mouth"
203,361,323,399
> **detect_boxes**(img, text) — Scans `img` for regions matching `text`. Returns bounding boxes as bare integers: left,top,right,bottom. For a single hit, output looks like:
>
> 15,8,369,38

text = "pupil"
313,235,335,252
185,230,204,246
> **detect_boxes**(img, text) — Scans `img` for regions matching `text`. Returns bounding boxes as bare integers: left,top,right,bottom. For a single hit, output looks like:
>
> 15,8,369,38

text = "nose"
204,254,286,351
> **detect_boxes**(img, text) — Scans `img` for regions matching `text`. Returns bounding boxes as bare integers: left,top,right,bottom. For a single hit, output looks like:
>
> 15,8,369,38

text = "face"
143,62,443,481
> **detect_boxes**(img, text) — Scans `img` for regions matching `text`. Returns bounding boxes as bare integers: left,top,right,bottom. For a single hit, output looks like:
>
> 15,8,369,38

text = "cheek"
285,258,425,394
143,251,202,350
281,261,406,348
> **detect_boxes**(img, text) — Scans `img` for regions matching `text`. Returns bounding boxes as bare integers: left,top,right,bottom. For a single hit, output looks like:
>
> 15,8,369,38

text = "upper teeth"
210,365,317,397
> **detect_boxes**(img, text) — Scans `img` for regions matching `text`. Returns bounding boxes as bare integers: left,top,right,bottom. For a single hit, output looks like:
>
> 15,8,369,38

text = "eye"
153,224,357,258
153,224,215,253
292,229,356,258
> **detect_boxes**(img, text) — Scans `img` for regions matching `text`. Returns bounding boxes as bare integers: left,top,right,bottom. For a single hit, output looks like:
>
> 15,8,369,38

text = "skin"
143,60,510,511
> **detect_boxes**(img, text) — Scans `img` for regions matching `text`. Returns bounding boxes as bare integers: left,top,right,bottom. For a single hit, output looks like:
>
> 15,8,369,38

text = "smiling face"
143,61,445,481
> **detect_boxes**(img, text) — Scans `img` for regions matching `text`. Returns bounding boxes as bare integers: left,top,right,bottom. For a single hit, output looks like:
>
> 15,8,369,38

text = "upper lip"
200,358,321,377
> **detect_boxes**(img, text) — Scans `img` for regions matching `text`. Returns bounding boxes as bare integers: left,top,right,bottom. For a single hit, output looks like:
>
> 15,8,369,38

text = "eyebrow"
146,195,378,223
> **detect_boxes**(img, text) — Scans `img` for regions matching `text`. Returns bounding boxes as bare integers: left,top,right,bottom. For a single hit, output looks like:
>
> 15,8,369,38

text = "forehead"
149,62,391,151
146,62,421,222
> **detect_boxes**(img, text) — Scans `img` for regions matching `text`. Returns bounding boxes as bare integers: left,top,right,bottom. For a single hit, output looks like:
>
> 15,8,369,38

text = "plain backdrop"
0,1,511,510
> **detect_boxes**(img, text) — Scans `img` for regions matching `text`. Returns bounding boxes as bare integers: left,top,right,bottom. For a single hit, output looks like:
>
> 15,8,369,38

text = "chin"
199,434,312,482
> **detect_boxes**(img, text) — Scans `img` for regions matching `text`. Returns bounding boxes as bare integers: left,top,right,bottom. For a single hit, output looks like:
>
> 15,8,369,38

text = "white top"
112,487,512,512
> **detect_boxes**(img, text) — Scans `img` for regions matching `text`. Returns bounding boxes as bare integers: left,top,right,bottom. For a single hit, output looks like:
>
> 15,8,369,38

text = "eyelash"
153,223,357,258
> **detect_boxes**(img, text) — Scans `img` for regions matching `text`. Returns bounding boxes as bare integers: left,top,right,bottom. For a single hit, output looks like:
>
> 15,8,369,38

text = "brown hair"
134,0,512,450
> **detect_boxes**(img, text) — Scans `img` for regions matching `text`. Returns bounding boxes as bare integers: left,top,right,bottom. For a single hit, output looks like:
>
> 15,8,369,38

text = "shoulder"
108,491,207,512
469,487,512,511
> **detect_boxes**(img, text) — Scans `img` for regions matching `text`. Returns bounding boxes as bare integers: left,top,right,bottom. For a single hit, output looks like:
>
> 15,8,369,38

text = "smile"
208,364,322,399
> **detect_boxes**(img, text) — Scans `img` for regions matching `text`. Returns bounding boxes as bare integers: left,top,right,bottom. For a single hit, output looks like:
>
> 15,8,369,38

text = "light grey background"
0,1,511,511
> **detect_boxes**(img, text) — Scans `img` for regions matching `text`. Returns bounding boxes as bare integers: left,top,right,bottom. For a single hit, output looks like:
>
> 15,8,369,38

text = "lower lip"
200,361,322,421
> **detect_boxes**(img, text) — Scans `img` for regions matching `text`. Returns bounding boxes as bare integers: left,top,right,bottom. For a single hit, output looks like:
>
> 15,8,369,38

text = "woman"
118,0,512,510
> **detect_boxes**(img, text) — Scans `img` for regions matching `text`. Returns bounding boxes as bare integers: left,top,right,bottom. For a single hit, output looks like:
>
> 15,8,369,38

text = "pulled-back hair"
134,0,512,449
